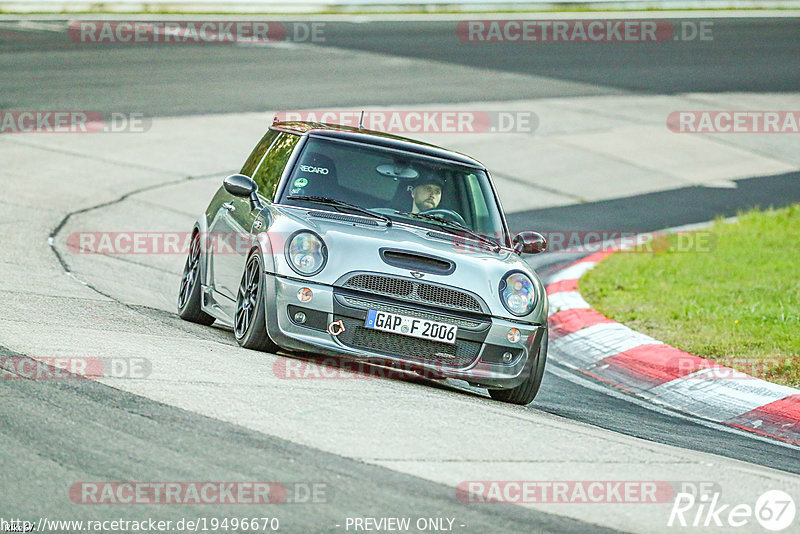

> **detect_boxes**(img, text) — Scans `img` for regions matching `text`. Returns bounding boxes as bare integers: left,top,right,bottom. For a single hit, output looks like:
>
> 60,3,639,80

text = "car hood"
266,205,547,321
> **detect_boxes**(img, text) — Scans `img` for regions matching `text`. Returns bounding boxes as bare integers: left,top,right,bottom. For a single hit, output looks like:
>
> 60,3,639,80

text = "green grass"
580,205,800,388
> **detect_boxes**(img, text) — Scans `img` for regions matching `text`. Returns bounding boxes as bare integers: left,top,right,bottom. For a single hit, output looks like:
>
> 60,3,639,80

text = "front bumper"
264,274,546,389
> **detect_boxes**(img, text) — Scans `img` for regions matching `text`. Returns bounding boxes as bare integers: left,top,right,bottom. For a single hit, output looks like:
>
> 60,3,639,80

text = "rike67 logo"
669,488,796,531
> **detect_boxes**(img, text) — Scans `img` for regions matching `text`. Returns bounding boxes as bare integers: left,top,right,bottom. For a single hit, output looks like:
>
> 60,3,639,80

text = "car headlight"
499,272,537,316
286,231,327,276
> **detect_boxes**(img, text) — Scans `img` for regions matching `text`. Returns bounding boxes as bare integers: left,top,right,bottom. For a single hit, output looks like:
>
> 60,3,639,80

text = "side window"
252,132,300,201
240,130,279,177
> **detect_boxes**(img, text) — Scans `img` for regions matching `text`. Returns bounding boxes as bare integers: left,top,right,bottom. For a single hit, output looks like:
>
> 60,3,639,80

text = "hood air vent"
379,248,455,275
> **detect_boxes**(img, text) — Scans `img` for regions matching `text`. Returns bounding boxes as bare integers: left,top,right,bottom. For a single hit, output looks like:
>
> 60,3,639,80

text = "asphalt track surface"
1,15,799,532
1,18,799,115
1,345,609,534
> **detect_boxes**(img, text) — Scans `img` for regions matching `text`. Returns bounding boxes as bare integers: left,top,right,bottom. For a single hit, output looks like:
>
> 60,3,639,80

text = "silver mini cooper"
178,121,549,404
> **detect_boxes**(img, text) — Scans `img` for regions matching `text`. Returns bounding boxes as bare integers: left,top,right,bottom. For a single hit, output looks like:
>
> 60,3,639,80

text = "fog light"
507,328,521,343
502,351,514,363
297,287,312,302
294,311,307,324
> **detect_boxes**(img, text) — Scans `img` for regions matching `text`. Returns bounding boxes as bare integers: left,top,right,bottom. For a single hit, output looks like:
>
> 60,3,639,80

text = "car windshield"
279,137,509,247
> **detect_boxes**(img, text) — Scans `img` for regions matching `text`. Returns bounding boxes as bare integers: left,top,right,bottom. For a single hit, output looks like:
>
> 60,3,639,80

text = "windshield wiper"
288,195,391,226
396,211,501,252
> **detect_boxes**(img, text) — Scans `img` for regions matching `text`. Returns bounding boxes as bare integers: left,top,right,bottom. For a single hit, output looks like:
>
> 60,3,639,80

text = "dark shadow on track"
508,171,800,234
315,19,800,94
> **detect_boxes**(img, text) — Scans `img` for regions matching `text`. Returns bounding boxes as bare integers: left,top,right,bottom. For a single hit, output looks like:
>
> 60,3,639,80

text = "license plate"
365,309,457,345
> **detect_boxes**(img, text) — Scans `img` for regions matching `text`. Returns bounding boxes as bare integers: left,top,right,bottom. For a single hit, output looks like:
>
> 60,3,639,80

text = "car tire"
488,329,548,405
177,231,216,326
234,250,280,352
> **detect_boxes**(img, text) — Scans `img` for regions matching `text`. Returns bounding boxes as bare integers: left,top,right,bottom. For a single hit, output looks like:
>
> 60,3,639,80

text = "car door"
209,130,300,311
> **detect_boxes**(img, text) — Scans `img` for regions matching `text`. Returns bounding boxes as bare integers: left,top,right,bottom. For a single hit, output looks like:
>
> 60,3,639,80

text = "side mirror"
223,174,257,197
223,174,263,210
513,231,547,255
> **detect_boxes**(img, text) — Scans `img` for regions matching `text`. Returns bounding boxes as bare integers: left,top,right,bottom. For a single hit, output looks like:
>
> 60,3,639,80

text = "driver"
410,175,443,213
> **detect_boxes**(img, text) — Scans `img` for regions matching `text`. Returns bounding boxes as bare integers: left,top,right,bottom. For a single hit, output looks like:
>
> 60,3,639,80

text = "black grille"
336,317,481,368
342,274,483,313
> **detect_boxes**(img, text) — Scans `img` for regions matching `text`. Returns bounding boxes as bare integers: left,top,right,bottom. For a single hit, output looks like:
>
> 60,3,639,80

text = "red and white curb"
546,248,800,446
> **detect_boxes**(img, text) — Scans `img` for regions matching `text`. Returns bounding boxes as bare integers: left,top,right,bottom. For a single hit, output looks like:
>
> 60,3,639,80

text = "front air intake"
379,248,455,275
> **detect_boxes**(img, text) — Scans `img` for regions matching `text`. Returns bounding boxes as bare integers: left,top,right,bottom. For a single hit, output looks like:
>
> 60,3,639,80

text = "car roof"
270,120,486,169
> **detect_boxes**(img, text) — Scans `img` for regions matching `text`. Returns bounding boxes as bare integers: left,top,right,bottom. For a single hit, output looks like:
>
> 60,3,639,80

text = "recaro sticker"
299,165,329,175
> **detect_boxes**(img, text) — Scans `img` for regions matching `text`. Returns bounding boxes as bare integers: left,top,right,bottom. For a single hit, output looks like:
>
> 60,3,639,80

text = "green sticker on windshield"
293,177,308,188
